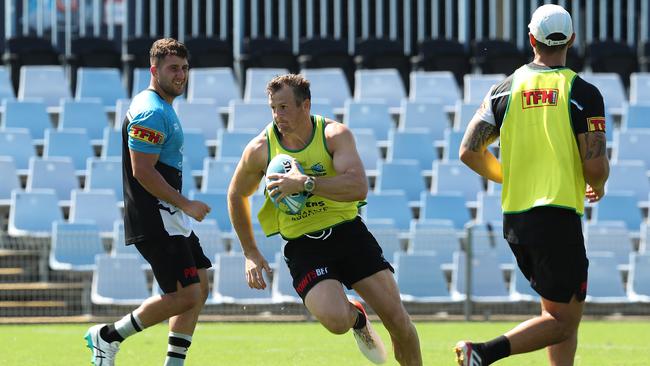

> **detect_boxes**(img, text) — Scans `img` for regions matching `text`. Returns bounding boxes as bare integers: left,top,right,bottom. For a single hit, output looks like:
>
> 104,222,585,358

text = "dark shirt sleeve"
569,76,606,135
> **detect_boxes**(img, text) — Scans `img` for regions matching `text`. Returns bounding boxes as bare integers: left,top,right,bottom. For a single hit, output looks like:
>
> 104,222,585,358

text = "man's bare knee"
320,315,352,335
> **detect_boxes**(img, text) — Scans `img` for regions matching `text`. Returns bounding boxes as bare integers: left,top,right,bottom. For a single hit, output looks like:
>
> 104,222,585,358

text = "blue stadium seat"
629,72,650,105
187,67,241,109
182,158,197,195
111,220,149,269
59,100,110,141
201,159,239,193
453,101,481,131
408,223,460,264
189,191,231,233
216,130,257,160
131,68,151,97
352,128,380,174
585,252,628,303
387,129,438,171
50,222,105,271
101,127,122,159
244,68,289,102
450,251,510,302
183,129,209,174
509,267,540,302
0,128,35,171
375,160,426,202
431,161,484,202
442,129,465,162
622,104,650,130
344,100,394,142
301,68,351,110
91,254,149,305
585,221,633,267
75,67,127,109
212,253,272,304
364,219,403,261
2,100,51,142
174,100,223,144
310,101,335,120
191,219,227,259
364,191,412,231
272,252,301,303
398,100,449,142
409,71,461,110
606,160,649,202
592,193,643,233
43,129,94,171
18,65,71,107
231,231,284,262
419,193,471,230
613,129,650,170
113,98,131,129
626,253,650,302
227,100,271,131
394,252,452,302
463,74,505,104
580,72,627,115
354,68,406,108
26,157,78,201
85,158,122,201
0,66,15,101
476,192,502,224
0,157,20,205
69,189,121,234
8,189,63,237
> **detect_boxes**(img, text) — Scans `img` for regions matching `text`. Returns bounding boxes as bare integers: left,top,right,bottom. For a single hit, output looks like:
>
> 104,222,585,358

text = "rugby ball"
265,154,308,214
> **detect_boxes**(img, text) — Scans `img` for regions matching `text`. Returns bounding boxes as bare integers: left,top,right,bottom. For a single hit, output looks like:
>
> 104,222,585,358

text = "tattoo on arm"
462,121,499,152
583,132,606,160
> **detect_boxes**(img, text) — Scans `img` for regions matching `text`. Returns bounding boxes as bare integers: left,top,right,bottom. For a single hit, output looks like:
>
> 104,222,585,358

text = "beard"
158,78,185,98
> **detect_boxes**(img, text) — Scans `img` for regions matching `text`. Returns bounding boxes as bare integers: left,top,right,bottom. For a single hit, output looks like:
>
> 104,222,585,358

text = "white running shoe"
84,324,120,365
454,341,484,366
350,300,387,364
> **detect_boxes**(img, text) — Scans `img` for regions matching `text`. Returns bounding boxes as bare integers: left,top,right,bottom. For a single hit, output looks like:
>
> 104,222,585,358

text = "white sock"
114,312,144,339
164,331,192,366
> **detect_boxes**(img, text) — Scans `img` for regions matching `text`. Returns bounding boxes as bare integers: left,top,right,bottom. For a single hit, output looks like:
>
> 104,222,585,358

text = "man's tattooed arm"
461,119,500,152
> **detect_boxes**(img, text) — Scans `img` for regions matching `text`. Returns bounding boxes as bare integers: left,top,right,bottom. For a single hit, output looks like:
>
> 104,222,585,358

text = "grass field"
1,320,648,365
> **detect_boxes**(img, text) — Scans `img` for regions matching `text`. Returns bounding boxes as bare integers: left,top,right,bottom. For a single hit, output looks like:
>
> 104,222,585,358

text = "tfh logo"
522,88,559,109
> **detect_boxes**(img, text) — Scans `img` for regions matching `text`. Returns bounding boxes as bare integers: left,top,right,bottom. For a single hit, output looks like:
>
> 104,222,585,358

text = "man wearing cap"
454,4,609,365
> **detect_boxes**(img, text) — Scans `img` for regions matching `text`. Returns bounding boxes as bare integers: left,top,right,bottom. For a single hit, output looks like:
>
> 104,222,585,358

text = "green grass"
0,321,648,365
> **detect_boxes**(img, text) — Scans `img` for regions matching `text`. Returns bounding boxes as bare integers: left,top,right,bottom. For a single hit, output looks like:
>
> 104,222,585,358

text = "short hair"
266,74,311,106
149,38,189,66
534,33,570,54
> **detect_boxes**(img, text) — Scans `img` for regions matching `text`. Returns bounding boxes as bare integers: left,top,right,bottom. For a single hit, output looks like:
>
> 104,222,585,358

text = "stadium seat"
629,72,650,105
343,100,394,142
431,161,484,203
453,102,481,132
584,222,634,267
364,219,403,260
69,190,121,234
408,71,462,112
354,69,407,109
4,36,62,93
227,100,272,131
243,67,290,102
74,67,127,110
411,39,471,87
585,40,638,88
113,98,131,129
606,160,649,202
212,253,272,304
91,254,150,305
419,193,471,230
59,100,110,142
471,39,527,75
184,36,233,68
408,223,460,264
442,129,465,162
476,192,502,224
364,191,413,231
591,193,643,234
352,128,380,174
310,101,335,119
49,222,105,271
187,67,240,109
0,66,16,101
450,251,510,302
101,128,122,159
0,157,21,205
8,189,63,237
298,37,355,89
272,252,301,303
300,68,352,110
463,74,506,104
85,158,122,201
174,100,223,144
67,37,121,94
580,72,627,115
239,37,298,93
182,158,197,195
394,252,452,302
191,219,227,259
1,100,51,142
585,252,628,303
202,159,239,193
26,157,78,201
375,160,426,203
131,67,151,97
43,129,94,172
622,104,650,130
111,220,149,269
354,38,410,90
398,100,449,142
182,129,209,174
231,231,284,262
612,130,650,170
189,191,231,233
509,267,540,302
0,128,36,171
216,130,257,160
626,253,650,302
18,65,71,108
387,129,438,172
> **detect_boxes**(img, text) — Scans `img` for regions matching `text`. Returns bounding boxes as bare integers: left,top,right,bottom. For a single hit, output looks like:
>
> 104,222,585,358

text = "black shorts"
135,232,212,294
509,239,589,303
283,217,394,300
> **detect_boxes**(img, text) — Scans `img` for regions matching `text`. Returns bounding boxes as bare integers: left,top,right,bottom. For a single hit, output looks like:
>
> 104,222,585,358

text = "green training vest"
500,65,585,215
257,115,360,239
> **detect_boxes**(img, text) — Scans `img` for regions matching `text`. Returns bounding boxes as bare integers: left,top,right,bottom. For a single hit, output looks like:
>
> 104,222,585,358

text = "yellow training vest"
500,65,585,215
257,115,360,239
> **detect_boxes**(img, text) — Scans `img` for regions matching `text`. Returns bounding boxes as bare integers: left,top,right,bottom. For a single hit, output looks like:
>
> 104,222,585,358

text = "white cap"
528,4,573,46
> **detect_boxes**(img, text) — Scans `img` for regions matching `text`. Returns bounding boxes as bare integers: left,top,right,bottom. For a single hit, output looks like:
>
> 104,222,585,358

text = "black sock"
101,324,125,343
352,310,367,330
481,335,511,364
